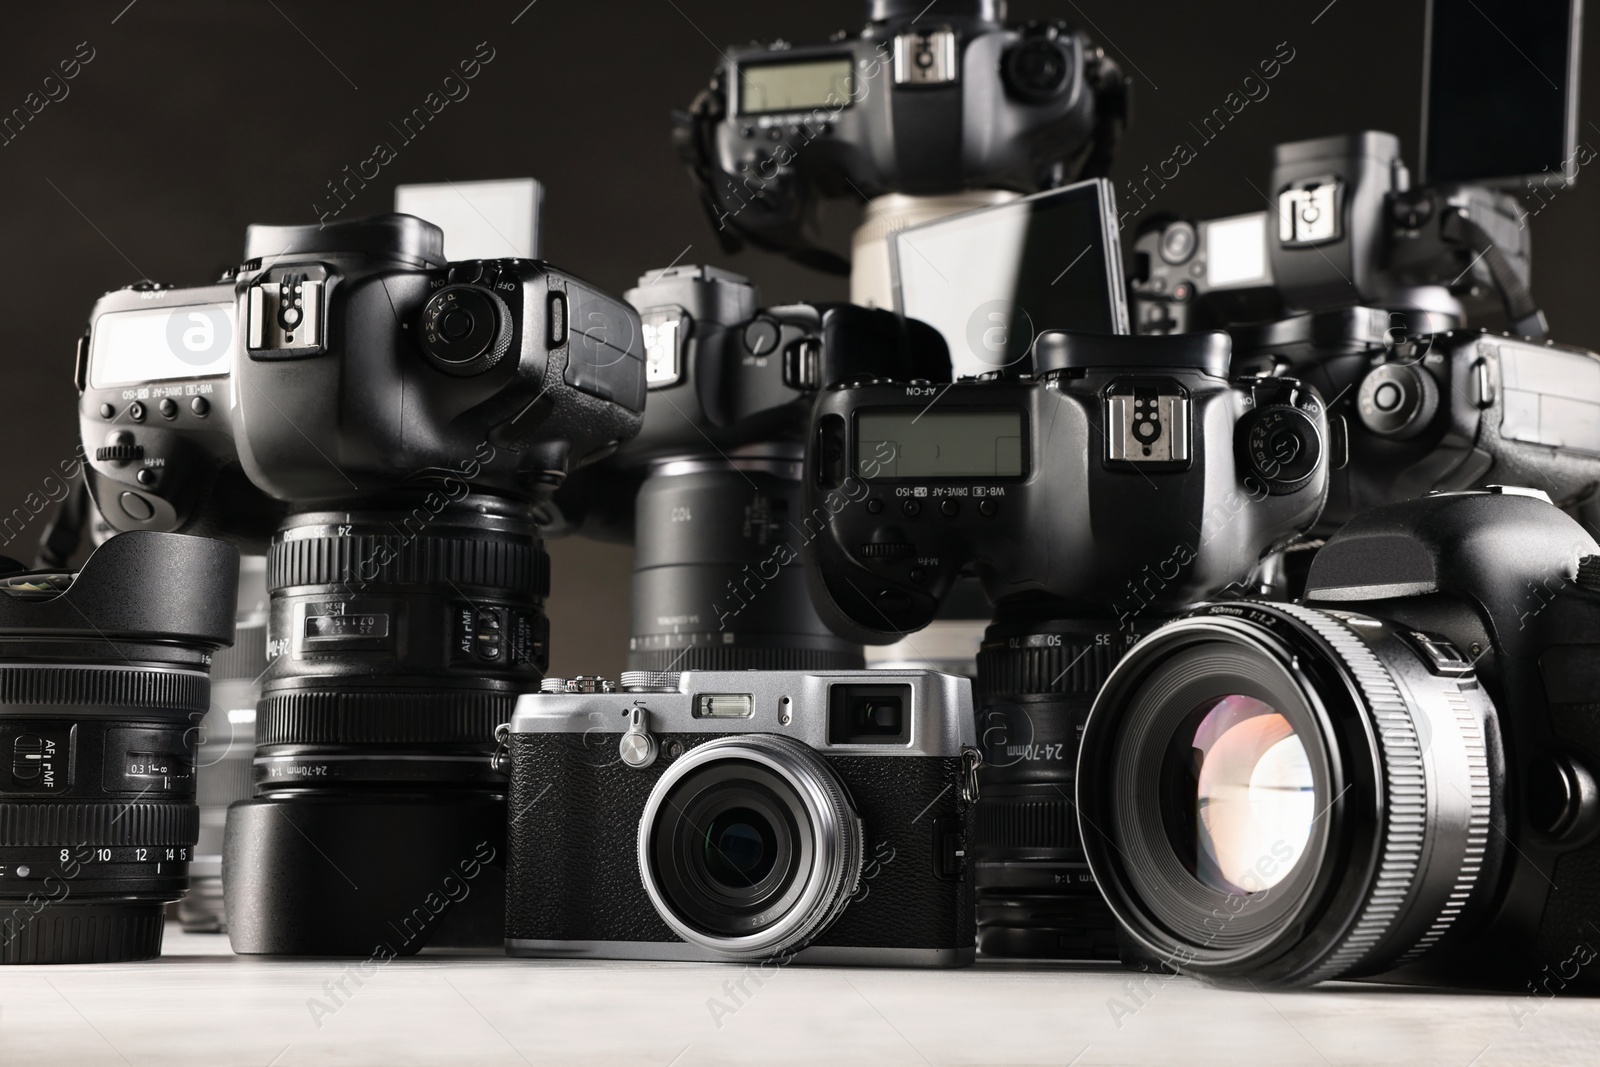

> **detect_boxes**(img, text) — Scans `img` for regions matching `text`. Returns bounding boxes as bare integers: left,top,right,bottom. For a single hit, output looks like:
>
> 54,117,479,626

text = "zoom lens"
628,447,864,672
0,532,237,964
970,616,1142,959
1078,603,1497,987
179,555,267,934
225,493,548,955
640,734,862,958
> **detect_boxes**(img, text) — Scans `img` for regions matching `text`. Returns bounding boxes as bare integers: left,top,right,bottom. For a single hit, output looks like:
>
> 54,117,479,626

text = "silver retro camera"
503,670,979,966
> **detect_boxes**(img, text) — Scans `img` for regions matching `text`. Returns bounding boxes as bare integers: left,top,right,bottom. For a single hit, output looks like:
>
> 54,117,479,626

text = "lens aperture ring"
269,533,550,596
256,690,517,746
0,666,208,711
0,801,199,846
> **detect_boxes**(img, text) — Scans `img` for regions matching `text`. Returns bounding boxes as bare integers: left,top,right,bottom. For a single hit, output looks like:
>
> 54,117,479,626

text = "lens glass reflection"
1182,695,1315,894
703,806,778,888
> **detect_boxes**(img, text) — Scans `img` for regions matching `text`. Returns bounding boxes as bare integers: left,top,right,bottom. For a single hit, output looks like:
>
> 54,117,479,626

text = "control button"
135,468,157,487
99,403,115,419
979,499,999,517
902,499,921,517
866,498,883,514
158,398,178,420
1372,382,1403,412
742,317,783,357
1172,281,1193,302
909,568,927,584
190,397,209,417
128,401,146,422
1159,221,1198,265
118,492,155,522
940,499,960,518
876,590,912,614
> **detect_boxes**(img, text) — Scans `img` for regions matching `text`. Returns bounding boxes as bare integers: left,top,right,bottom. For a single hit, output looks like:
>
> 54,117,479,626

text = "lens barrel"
225,494,547,955
179,556,267,934
970,616,1142,958
628,449,864,673
0,532,237,964
1077,603,1497,986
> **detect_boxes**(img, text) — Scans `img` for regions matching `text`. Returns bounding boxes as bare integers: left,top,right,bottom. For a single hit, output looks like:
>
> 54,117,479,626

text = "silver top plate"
510,669,975,758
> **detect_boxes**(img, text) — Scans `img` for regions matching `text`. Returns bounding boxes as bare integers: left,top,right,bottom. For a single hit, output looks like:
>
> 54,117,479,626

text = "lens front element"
640,734,862,959
1174,695,1315,895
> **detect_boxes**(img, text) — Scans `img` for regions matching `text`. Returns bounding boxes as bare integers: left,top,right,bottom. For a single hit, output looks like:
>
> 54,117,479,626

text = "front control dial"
417,284,513,377
1356,362,1440,439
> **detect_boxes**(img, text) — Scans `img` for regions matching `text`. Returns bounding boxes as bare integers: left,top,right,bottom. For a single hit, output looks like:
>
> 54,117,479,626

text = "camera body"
1130,133,1535,337
551,264,948,673
677,0,1126,269
1226,311,1600,532
803,330,1334,641
1079,488,1600,988
77,213,645,546
504,669,977,965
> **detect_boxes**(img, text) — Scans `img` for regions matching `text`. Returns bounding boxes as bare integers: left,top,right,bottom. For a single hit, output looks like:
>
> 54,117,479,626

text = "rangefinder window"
89,303,235,388
828,683,911,745
738,58,854,114
856,410,1026,479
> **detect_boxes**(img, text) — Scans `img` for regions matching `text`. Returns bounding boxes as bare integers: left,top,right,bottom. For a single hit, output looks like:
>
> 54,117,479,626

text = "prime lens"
629,447,864,673
639,734,862,959
0,532,237,964
1077,603,1498,986
225,493,547,955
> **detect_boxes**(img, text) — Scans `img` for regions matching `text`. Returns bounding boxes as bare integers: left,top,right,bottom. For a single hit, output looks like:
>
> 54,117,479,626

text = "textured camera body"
1226,311,1600,534
1302,489,1600,989
804,330,1331,642
78,214,645,547
505,670,976,965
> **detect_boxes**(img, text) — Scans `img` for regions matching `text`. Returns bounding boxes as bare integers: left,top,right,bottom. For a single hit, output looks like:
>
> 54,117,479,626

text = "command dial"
418,284,513,377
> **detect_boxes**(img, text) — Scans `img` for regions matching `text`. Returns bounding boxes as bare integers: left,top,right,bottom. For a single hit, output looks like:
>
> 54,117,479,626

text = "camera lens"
628,447,863,672
225,494,548,955
1078,603,1496,986
0,532,236,964
640,734,861,958
969,616,1141,959
178,556,268,934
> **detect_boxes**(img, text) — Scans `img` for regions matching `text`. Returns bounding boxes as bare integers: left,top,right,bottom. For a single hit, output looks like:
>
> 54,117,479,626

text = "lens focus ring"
269,533,549,596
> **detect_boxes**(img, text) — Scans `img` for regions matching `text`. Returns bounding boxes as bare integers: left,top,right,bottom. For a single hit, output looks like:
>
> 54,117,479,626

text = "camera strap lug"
619,706,659,769
961,746,982,803
491,721,512,776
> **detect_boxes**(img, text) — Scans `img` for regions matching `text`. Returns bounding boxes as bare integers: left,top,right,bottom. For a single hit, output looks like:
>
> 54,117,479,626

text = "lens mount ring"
638,734,862,960
1078,604,1494,986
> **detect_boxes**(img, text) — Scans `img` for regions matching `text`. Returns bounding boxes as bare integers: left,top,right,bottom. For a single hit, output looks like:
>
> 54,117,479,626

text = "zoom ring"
257,690,517,745
269,533,550,595
976,639,1122,698
0,801,199,846
972,796,1078,850
0,666,208,711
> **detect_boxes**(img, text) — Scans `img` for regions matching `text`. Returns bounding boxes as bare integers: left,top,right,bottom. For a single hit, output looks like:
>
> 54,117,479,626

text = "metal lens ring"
638,734,863,959
1077,604,1494,986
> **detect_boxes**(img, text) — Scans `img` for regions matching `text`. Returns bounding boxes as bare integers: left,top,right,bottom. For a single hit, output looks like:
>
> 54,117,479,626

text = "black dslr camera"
676,0,1128,273
550,263,948,674
74,212,646,955
804,329,1333,957
1128,2,1592,534
0,532,237,964
504,669,978,965
1080,487,1600,990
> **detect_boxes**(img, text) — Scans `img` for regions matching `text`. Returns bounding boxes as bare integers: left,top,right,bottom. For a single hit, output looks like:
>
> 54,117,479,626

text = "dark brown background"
1,0,1595,678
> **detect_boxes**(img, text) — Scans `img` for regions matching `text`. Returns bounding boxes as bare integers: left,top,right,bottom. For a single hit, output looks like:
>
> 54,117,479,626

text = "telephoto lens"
178,556,266,933
0,532,237,964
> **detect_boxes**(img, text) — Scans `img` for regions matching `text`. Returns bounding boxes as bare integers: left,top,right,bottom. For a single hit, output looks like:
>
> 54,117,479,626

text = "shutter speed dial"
418,285,514,377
